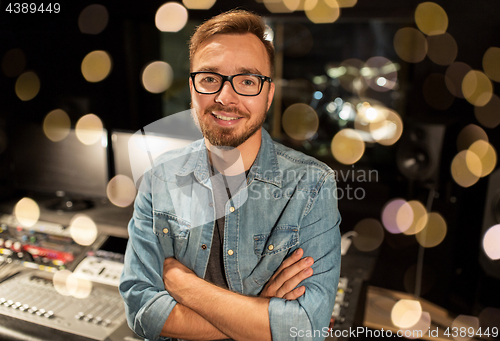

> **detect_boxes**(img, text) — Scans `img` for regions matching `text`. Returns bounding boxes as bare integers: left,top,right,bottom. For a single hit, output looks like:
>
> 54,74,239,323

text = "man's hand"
260,248,314,300
163,257,199,304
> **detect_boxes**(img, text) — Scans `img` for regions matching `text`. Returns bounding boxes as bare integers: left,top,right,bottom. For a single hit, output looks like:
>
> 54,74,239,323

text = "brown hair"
189,9,275,76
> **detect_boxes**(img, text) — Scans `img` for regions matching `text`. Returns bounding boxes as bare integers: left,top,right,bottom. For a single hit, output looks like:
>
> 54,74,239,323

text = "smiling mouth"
211,113,243,121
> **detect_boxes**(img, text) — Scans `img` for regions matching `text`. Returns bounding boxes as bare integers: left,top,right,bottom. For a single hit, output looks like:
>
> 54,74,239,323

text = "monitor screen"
11,124,109,199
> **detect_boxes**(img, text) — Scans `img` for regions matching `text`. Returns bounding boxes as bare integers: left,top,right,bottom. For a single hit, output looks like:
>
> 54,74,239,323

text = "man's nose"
215,80,239,105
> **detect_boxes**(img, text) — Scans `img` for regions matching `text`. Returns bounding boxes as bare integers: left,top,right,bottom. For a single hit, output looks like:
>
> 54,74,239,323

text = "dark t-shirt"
204,165,248,290
173,165,248,341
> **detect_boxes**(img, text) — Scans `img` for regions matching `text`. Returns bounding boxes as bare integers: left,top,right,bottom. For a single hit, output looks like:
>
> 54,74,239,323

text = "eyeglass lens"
194,73,262,95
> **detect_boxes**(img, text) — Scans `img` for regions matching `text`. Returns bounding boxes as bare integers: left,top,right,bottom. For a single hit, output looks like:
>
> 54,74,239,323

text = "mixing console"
0,270,128,340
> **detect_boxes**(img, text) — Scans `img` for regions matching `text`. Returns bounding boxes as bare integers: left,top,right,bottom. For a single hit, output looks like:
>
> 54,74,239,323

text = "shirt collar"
175,128,282,188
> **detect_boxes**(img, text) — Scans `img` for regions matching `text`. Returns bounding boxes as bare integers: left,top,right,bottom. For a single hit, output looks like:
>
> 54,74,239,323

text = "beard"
192,103,267,148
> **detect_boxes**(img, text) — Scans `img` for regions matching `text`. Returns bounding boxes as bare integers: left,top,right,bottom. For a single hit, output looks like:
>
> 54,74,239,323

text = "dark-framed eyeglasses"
190,71,272,96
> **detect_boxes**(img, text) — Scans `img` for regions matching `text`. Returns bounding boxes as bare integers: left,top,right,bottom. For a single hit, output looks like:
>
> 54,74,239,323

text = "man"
120,9,341,341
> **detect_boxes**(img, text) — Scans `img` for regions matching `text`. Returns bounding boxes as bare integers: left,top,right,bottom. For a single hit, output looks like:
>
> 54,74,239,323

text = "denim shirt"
119,128,341,341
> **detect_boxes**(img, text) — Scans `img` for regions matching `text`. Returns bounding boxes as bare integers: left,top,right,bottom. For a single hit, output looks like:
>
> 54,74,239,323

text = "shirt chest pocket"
250,225,299,286
153,211,190,258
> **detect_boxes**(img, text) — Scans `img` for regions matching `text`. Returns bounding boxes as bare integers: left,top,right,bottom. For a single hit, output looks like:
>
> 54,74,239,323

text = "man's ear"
266,81,275,112
189,77,194,94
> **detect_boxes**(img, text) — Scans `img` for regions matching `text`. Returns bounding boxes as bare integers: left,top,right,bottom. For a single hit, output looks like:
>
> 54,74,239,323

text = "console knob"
13,241,22,252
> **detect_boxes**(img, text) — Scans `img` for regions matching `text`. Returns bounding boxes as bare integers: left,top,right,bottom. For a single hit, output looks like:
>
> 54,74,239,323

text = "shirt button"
162,228,169,234
227,249,234,256
201,244,207,250
209,203,213,207
229,207,235,212
268,244,274,251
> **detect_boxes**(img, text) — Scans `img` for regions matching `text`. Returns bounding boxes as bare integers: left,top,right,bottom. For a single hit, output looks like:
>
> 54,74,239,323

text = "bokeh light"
451,315,479,341
142,61,174,93
402,200,428,235
483,47,500,82
462,147,485,179
451,150,481,187
155,2,188,32
81,50,112,83
283,0,301,11
426,33,457,65
304,0,340,24
423,73,454,110
67,273,93,299
357,103,387,124
107,175,137,208
382,199,413,234
475,94,500,128
394,28,428,63
182,0,216,9
78,4,109,34
14,197,40,228
483,224,500,260
53,270,73,296
462,70,493,107
69,214,98,246
363,57,398,92
369,108,404,146
75,114,103,145
456,124,488,152
335,59,367,93
336,0,357,7
415,212,447,248
391,299,423,329
1,48,26,77
400,312,431,339
478,307,500,331
263,0,298,13
415,2,448,36
445,62,472,98
352,218,384,252
282,103,319,140
43,109,71,142
331,129,365,165
15,71,40,101
468,140,496,177
354,104,388,139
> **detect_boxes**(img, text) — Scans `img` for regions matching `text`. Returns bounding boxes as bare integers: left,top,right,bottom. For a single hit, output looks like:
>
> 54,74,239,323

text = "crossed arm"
160,248,314,340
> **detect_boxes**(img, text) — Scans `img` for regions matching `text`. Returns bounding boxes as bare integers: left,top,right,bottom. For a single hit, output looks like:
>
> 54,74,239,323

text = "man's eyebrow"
196,66,219,72
237,67,263,75
194,67,265,75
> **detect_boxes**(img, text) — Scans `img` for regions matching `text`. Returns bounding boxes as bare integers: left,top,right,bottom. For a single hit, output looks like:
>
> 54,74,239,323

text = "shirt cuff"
135,291,177,340
268,297,313,341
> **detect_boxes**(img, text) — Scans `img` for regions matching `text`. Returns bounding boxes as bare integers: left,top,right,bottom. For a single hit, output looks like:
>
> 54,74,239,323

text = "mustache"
204,104,249,119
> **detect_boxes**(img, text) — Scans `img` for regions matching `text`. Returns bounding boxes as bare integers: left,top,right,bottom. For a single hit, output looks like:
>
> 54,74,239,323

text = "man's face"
190,33,275,148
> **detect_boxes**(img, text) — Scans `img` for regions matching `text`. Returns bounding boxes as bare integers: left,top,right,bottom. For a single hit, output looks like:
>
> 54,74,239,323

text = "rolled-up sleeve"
269,172,341,341
119,171,176,341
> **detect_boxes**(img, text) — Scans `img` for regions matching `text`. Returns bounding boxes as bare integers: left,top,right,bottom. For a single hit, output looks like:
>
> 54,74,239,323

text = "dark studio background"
1,0,500,332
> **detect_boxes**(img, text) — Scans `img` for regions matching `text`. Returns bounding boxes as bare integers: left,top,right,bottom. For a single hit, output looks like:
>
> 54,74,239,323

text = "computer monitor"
11,124,109,209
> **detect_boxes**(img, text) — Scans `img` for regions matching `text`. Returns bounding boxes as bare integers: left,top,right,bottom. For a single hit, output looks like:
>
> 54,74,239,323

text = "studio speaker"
479,168,500,279
396,123,446,186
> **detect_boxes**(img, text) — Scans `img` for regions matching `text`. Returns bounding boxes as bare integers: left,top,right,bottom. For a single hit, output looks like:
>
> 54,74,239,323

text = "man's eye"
202,77,218,83
241,78,257,86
